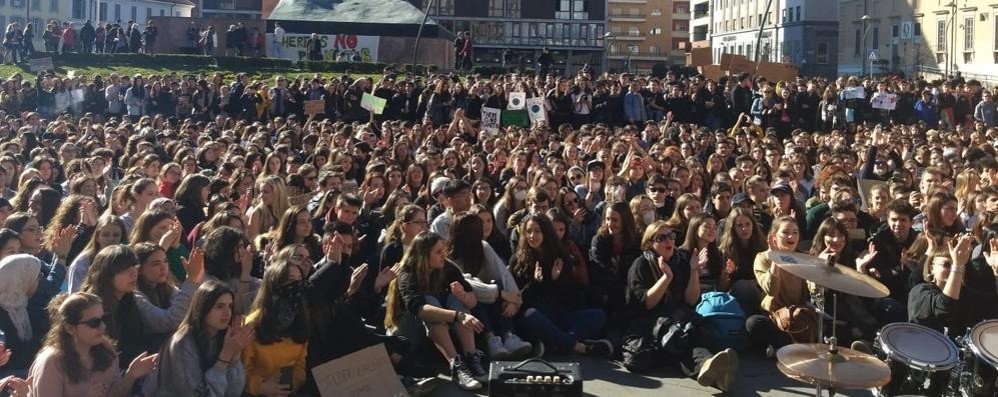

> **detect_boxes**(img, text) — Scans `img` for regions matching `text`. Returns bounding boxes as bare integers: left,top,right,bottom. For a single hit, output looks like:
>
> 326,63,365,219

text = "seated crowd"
0,65,996,397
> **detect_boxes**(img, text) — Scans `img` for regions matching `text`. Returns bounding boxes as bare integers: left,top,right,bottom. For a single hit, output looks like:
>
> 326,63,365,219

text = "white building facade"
70,0,194,25
707,0,838,76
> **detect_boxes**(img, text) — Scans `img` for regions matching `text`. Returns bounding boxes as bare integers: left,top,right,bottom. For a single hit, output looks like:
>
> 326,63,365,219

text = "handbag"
654,304,699,357
769,304,817,343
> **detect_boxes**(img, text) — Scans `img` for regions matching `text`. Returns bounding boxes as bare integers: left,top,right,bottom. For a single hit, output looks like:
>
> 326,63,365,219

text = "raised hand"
373,263,401,292
533,261,544,282
125,351,159,380
985,238,998,276
693,248,708,272
182,248,206,284
324,234,346,264
856,242,879,277
724,258,736,275
949,234,973,268
456,312,484,333
220,317,254,361
551,258,564,281
259,377,291,397
53,225,76,259
346,264,368,296
659,255,674,280
0,376,29,397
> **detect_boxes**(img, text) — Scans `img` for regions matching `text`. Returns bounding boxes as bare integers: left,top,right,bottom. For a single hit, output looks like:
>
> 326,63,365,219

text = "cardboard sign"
699,65,724,81
757,61,798,83
508,92,526,110
361,93,387,114
311,344,408,397
304,100,325,115
871,92,898,110
526,97,547,123
720,53,752,75
481,106,501,133
29,57,54,73
857,178,887,212
688,47,712,67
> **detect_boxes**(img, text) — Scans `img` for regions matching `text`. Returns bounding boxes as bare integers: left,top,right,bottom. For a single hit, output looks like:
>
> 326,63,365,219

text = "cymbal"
777,343,891,390
768,250,890,298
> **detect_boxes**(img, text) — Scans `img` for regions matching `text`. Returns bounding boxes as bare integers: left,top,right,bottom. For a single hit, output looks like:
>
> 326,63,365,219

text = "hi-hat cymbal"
768,250,890,298
777,343,891,390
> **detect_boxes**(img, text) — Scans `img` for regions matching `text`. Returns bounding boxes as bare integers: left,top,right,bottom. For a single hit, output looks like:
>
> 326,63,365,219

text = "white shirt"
273,26,285,42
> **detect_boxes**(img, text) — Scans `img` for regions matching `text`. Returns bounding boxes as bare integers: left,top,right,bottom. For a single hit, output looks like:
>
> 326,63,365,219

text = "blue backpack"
696,291,749,351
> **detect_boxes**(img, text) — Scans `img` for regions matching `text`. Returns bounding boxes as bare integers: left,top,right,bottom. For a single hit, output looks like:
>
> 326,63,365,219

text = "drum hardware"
955,320,998,397
771,252,892,396
873,322,960,396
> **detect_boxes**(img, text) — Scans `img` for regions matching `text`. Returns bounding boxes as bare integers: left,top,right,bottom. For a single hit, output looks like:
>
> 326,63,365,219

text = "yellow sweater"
242,310,308,395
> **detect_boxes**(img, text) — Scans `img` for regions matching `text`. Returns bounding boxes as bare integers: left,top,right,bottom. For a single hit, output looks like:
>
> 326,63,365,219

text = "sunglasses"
652,232,675,242
75,313,112,329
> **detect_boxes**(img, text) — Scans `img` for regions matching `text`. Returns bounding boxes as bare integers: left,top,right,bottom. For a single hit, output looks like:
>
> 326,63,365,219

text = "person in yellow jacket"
242,249,308,396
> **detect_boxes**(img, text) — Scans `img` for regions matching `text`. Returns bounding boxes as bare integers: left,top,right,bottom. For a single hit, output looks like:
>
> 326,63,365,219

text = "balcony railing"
608,13,646,20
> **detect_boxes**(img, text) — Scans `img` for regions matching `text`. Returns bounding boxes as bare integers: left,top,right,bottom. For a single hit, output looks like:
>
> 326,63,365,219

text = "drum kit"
767,250,998,397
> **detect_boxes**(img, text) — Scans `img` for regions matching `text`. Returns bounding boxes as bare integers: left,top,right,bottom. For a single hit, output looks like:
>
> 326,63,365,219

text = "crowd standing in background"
0,62,994,396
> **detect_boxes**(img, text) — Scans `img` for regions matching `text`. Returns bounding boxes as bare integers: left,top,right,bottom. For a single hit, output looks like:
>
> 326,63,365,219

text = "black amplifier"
487,358,583,397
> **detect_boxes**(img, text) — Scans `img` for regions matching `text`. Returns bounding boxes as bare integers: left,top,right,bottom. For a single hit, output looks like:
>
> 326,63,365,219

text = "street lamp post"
946,1,956,78
603,32,614,74
412,0,436,74
860,15,872,78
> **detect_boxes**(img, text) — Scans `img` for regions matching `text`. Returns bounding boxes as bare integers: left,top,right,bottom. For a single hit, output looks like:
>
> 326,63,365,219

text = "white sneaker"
503,333,533,359
487,336,510,360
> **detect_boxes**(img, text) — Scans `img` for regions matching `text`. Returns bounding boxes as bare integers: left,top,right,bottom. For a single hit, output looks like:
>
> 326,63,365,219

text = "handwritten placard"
311,344,408,397
304,100,325,115
871,92,898,110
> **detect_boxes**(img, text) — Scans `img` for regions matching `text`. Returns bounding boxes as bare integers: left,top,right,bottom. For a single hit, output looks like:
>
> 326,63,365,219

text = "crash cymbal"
777,343,891,390
768,250,890,298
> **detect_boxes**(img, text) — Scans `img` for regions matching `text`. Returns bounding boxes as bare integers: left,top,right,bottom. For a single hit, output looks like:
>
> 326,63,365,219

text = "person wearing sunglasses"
623,221,739,392
28,292,158,397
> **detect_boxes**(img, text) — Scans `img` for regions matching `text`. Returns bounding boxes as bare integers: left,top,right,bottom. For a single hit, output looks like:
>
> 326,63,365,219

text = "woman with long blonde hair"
247,176,289,242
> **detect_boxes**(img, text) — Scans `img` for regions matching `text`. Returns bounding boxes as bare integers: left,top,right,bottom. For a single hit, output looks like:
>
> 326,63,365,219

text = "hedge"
25,52,434,74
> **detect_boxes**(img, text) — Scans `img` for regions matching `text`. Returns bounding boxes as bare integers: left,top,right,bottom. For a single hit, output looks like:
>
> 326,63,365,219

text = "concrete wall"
148,16,265,55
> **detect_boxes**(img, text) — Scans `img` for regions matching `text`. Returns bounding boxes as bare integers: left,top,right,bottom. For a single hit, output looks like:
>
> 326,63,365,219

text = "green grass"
0,63,381,82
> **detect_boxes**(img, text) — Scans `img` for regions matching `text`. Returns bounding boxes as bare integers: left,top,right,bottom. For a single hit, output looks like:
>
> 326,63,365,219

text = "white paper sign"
508,92,526,110
310,344,408,397
871,92,898,110
842,86,866,100
526,97,547,122
481,106,501,133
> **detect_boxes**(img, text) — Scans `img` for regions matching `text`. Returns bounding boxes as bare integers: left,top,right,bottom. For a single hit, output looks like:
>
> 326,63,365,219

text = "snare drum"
962,320,998,397
874,322,960,397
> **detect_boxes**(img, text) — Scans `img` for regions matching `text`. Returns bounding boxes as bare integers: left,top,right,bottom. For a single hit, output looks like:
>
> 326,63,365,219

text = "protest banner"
699,65,723,81
501,109,529,128
265,33,380,62
311,344,407,397
757,61,799,83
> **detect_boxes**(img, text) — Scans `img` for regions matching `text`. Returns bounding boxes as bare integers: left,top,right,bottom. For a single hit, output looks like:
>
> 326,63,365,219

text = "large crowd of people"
0,62,995,397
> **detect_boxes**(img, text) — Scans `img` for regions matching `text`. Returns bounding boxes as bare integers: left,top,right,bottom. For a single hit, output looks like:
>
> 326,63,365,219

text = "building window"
147,7,152,18
936,18,946,52
131,6,137,21
72,0,85,18
439,0,454,15
114,4,121,20
675,22,687,31
817,42,829,64
675,4,688,14
10,0,21,8
556,0,589,20
782,9,787,23
49,0,58,12
99,3,107,20
748,16,753,27
506,0,520,18
795,6,801,22
914,22,921,36
628,26,640,36
871,26,879,49
160,9,165,16
650,9,661,16
649,45,659,55
650,27,662,35
963,16,973,51
488,0,503,17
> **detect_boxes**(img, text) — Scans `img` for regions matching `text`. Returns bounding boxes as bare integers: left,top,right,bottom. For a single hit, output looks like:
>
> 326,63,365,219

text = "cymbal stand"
809,258,841,397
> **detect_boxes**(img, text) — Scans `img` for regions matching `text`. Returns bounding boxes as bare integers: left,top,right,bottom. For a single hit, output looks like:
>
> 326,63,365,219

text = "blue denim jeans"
517,302,606,353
